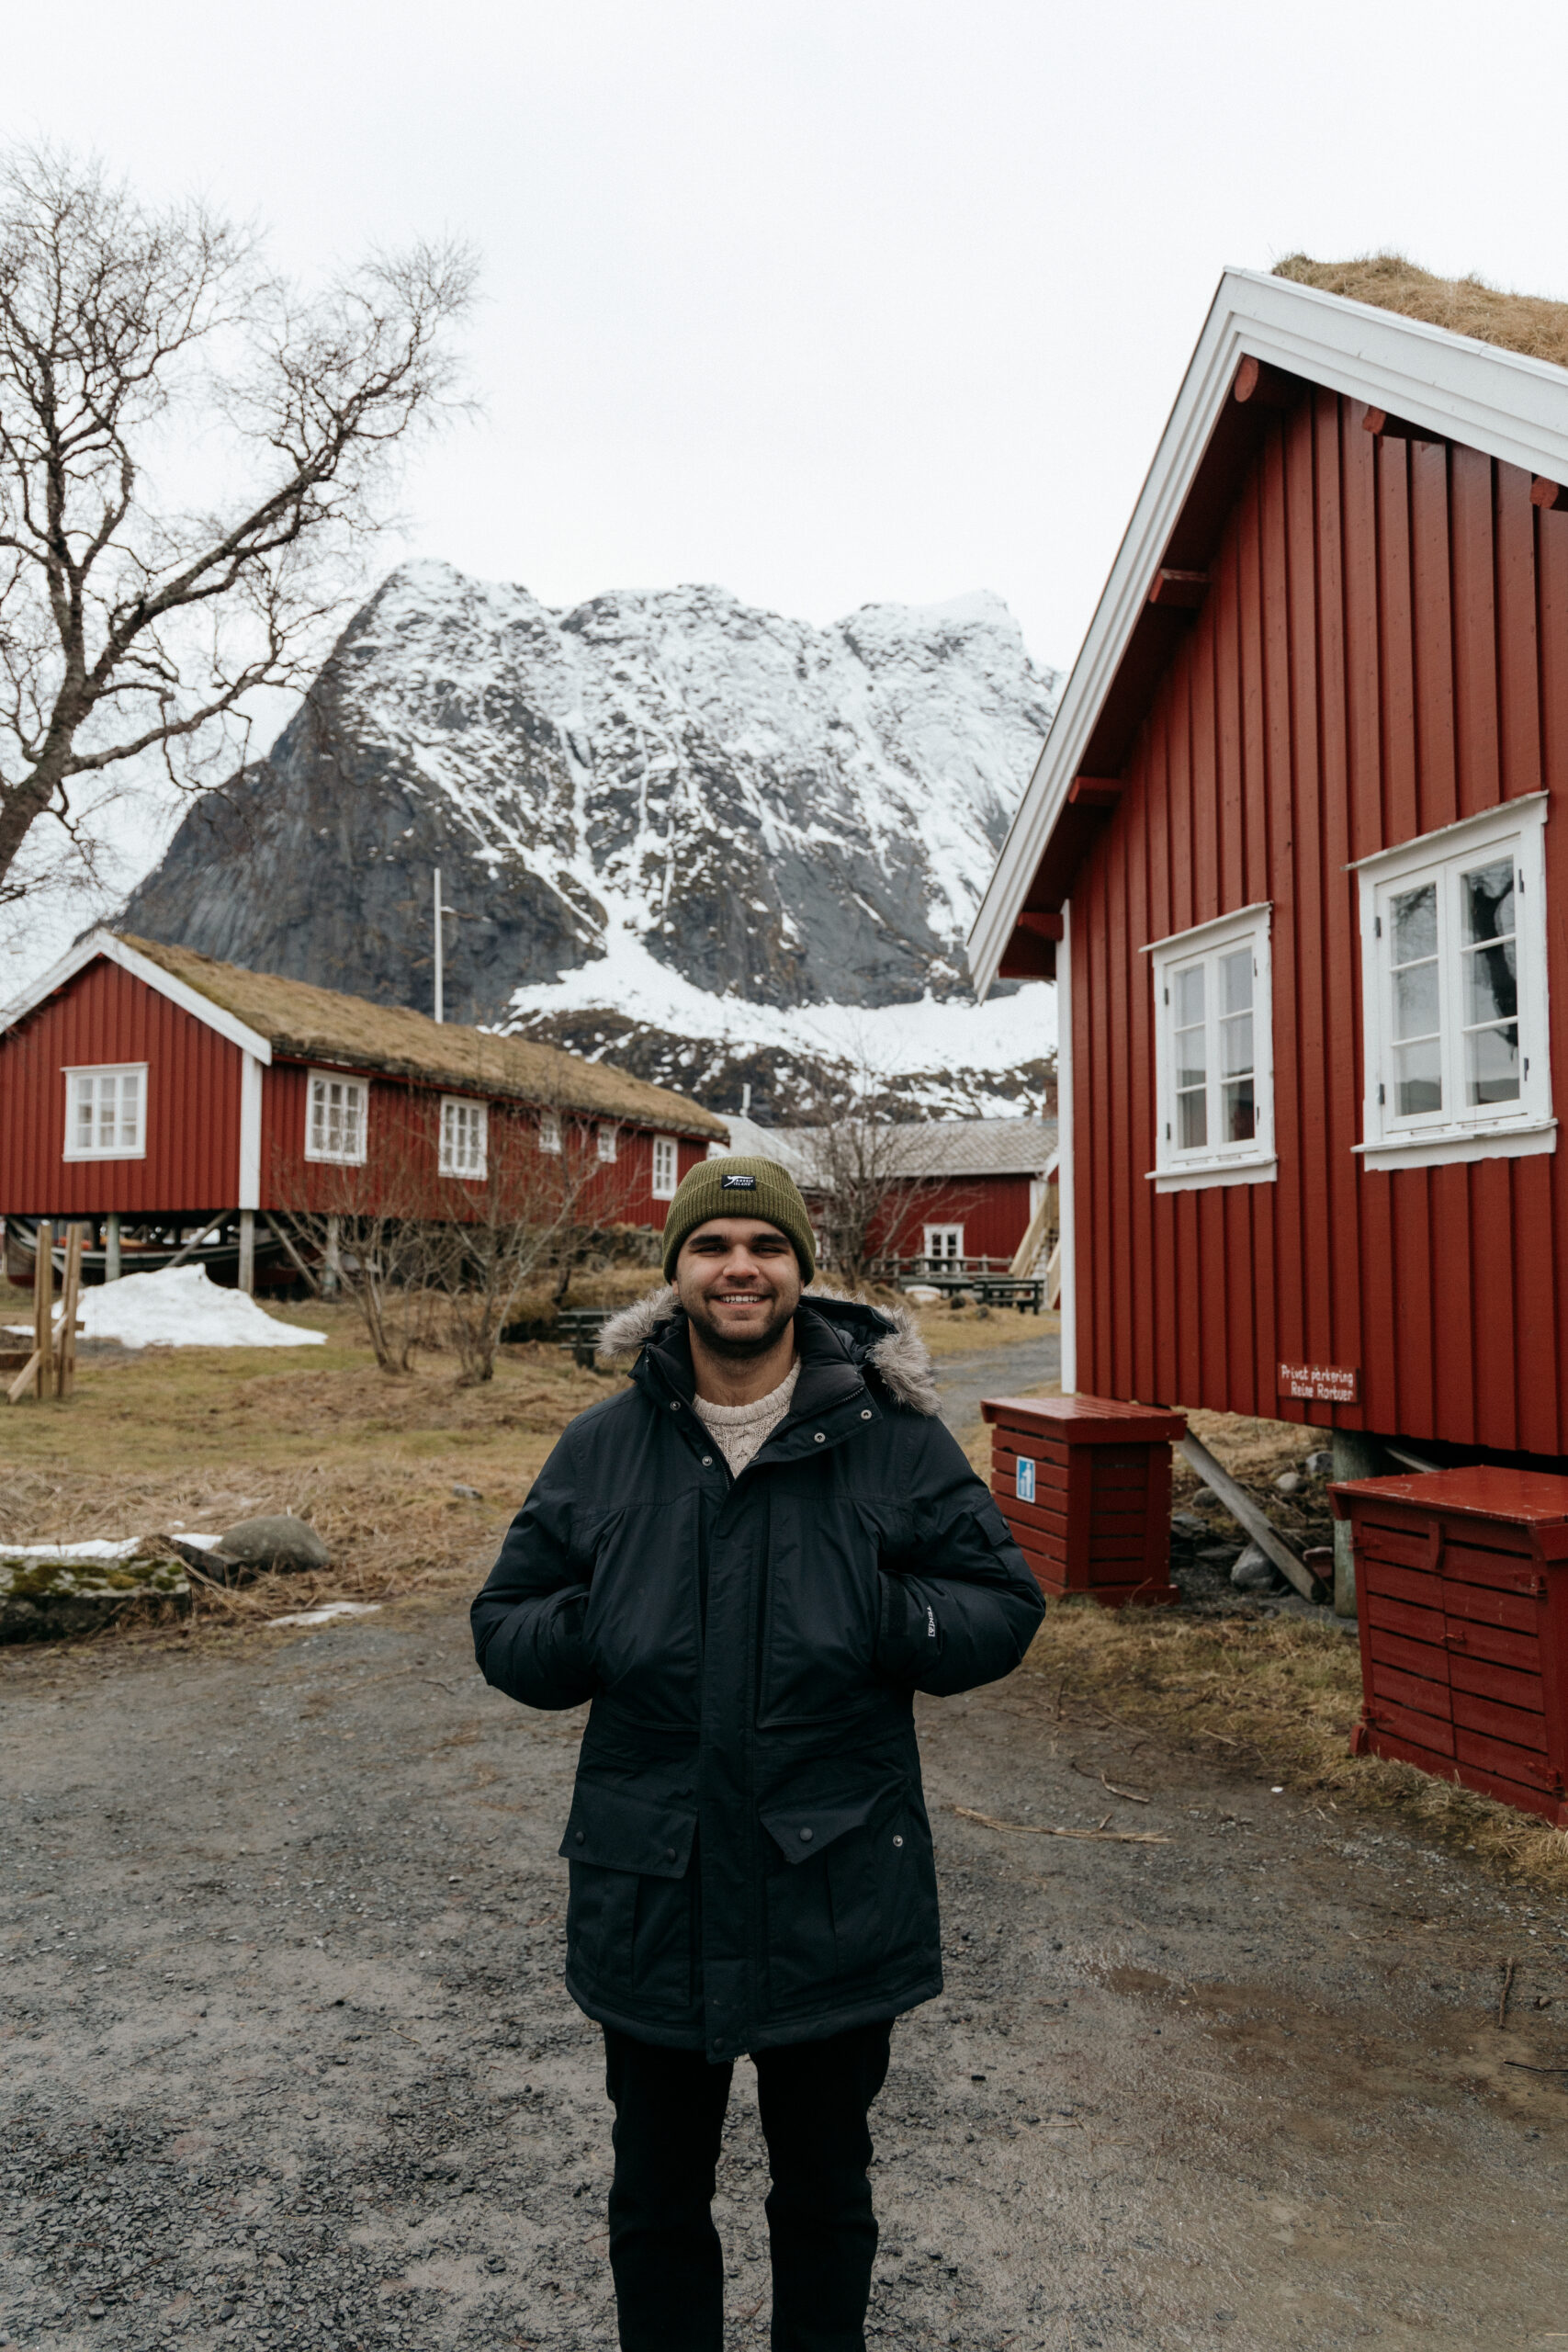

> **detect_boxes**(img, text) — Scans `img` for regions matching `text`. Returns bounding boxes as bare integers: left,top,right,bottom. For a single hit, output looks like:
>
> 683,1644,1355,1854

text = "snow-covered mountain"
119,561,1060,1115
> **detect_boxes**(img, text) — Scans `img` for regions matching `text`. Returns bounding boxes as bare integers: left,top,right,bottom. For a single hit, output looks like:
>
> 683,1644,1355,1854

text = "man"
471,1153,1043,2351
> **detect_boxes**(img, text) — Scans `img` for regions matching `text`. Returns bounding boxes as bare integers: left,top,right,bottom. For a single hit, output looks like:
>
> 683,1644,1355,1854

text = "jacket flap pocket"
761,1790,882,1864
559,1782,695,1878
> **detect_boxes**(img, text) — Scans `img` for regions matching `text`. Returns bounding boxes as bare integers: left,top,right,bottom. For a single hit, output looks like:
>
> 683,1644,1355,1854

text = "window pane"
1220,1012,1253,1077
1393,959,1439,1042
1462,858,1515,945
1392,882,1437,965
1177,1088,1208,1149
74,1080,94,1147
1467,1023,1520,1106
118,1072,140,1147
1174,965,1204,1027
97,1077,116,1147
1464,938,1518,1028
1223,1078,1256,1143
1220,948,1252,1015
1394,1038,1442,1117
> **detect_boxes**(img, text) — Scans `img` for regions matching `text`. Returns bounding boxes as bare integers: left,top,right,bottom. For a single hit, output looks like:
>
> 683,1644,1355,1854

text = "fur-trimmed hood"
596,1283,942,1417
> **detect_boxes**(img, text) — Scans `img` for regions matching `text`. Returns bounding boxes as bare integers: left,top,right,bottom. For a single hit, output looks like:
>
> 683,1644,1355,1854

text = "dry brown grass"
1275,252,1568,372
1020,1603,1568,1894
0,1274,614,1642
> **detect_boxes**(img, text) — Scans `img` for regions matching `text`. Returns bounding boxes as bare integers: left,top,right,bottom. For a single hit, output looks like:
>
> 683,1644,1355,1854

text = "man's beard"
684,1291,797,1361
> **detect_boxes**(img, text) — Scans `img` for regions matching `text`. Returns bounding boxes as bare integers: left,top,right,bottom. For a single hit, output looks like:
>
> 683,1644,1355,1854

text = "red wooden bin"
980,1393,1187,1608
1330,1468,1568,1826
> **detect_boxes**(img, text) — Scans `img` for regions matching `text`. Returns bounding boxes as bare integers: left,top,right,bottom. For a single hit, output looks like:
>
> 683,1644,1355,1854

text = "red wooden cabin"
971,265,1568,1470
0,930,726,1290
722,1113,1057,1272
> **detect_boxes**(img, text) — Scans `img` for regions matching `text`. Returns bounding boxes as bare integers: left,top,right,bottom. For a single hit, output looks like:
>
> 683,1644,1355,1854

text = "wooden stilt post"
57,1226,84,1399
105,1210,121,1282
34,1221,54,1400
238,1208,255,1295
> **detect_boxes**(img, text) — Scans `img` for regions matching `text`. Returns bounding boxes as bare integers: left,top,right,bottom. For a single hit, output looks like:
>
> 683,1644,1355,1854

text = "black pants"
603,2018,892,2352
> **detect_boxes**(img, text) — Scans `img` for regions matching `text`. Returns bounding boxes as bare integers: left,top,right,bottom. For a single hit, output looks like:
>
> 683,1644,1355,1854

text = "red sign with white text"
1278,1362,1359,1404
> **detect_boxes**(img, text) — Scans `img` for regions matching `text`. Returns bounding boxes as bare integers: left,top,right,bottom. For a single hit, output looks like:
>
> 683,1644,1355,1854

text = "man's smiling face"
674,1217,804,1360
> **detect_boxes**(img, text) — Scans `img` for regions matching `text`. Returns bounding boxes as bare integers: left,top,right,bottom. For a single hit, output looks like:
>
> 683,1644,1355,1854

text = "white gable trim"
969,267,1568,998
1,928,273,1063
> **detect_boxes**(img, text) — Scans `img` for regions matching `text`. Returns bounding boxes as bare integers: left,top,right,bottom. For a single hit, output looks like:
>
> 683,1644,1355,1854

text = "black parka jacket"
470,1289,1044,2063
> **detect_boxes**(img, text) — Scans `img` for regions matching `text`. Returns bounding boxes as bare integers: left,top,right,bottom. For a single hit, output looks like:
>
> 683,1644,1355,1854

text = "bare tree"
0,143,475,904
806,1116,959,1291
422,1105,636,1386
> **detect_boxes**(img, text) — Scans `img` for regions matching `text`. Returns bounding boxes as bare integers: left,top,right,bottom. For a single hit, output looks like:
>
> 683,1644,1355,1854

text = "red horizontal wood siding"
1071,389,1568,1453
866,1174,1037,1261
260,1062,707,1224
0,957,241,1215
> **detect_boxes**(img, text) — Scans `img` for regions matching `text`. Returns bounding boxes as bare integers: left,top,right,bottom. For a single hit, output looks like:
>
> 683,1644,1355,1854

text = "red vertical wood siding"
1071,390,1568,1453
0,957,241,1214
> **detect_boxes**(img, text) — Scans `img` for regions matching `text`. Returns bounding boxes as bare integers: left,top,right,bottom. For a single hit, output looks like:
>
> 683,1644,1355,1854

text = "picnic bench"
897,1271,1045,1314
555,1306,617,1366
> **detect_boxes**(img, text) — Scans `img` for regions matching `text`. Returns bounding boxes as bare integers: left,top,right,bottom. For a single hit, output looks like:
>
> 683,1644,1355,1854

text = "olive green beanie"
660,1154,817,1283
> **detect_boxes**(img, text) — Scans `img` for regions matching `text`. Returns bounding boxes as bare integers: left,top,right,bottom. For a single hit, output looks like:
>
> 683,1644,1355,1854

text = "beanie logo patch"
720,1172,758,1189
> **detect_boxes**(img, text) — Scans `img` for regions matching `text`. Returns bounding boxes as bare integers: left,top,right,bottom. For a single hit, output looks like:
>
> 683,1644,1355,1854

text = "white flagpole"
434,866,445,1024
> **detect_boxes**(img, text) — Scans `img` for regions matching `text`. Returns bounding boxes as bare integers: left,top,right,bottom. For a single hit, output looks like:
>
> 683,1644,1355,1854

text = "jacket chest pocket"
759,1781,924,2005
759,1504,882,1726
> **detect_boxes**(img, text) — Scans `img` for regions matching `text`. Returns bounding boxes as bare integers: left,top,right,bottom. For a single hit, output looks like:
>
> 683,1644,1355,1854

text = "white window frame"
1145,903,1276,1193
597,1121,618,1164
924,1224,964,1263
538,1110,562,1156
651,1134,680,1199
1356,796,1553,1172
440,1095,489,1181
305,1069,368,1165
62,1063,147,1161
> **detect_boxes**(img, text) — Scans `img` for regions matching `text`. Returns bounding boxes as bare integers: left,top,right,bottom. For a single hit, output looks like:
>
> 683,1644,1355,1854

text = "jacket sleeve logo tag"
1015,1457,1036,1503
720,1172,758,1189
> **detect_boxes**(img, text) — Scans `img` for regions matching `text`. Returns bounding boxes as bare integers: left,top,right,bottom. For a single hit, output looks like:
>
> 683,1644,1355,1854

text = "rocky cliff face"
119,561,1060,1114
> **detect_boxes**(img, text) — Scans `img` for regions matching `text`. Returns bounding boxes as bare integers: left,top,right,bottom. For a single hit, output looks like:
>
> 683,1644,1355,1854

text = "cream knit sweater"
692,1361,801,1476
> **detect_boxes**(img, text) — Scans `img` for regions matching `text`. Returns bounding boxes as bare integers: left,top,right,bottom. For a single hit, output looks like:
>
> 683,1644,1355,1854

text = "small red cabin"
723,1113,1057,1272
0,930,726,1289
972,263,1568,1469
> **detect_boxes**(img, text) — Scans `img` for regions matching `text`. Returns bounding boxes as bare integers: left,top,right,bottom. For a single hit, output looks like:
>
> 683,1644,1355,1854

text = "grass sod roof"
117,934,728,1138
1274,253,1568,373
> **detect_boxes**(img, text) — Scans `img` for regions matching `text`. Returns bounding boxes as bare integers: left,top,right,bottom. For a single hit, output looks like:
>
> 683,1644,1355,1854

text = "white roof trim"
968,267,1568,997
0,929,273,1063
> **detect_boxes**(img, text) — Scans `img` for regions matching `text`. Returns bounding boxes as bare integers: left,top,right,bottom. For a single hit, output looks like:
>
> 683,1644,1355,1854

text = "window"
1358,797,1552,1170
1147,904,1275,1193
597,1122,618,1163
651,1135,679,1199
440,1096,488,1180
538,1111,561,1155
924,1224,964,1264
306,1071,367,1164
62,1065,146,1159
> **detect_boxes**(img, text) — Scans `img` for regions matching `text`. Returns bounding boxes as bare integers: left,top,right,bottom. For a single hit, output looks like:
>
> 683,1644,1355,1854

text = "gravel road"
929,1334,1061,1438
6,1600,1568,2352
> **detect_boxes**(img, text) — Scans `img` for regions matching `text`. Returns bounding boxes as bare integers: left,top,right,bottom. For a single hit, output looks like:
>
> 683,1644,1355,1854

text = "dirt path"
928,1331,1060,1437
5,1604,1568,2352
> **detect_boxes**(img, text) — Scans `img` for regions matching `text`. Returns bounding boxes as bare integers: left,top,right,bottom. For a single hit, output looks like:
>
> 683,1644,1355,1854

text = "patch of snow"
506,922,1056,1080
267,1600,382,1628
0,1532,224,1562
33,1265,326,1349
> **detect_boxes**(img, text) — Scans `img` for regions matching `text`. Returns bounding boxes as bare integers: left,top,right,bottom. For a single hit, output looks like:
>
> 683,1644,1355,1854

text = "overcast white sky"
10,0,1568,682
5,0,1568,994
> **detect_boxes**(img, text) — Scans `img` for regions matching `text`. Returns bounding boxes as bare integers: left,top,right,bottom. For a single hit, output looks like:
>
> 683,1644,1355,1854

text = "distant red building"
0,930,726,1289
723,1114,1057,1272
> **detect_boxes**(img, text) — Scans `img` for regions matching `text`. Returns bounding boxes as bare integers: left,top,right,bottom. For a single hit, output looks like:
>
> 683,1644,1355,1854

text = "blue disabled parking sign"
1015,1456,1035,1504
